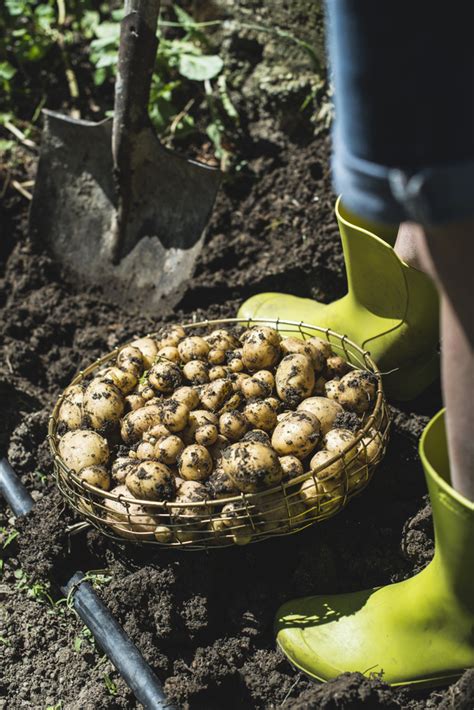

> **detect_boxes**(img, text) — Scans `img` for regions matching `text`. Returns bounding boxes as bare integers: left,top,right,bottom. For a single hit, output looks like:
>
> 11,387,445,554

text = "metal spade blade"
29,1,221,314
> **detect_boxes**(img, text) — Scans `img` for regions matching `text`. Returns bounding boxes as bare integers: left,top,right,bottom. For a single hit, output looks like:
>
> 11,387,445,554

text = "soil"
1,14,473,710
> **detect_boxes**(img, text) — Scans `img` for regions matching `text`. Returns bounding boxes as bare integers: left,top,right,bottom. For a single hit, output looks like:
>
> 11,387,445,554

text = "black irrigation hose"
0,457,175,710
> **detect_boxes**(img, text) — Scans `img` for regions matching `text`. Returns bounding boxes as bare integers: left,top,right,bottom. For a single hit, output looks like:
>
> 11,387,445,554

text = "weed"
103,672,118,696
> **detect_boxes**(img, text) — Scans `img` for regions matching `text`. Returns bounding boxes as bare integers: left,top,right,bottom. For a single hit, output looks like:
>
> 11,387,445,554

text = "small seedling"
103,673,118,696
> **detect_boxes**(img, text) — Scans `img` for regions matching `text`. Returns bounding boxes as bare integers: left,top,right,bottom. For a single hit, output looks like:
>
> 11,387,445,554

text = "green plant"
103,672,118,696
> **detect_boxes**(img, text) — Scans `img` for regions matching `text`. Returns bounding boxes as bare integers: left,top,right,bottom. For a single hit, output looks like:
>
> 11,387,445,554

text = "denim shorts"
325,0,474,226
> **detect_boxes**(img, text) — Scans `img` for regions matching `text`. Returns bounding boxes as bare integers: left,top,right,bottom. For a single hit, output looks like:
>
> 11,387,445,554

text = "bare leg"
396,220,474,501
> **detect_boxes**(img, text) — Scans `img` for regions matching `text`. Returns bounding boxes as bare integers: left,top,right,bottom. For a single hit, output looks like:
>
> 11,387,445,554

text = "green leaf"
178,54,223,82
0,61,17,81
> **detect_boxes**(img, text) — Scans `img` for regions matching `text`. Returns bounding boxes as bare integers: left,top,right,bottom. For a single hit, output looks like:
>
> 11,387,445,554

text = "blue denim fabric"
326,0,474,225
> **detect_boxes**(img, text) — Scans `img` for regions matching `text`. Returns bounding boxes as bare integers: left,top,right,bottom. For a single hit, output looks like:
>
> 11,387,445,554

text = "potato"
326,371,375,414
228,356,244,373
242,326,281,371
125,460,175,501
252,370,275,392
209,366,228,381
138,384,155,401
333,370,377,414
154,525,173,543
100,366,138,395
200,378,233,412
136,441,156,460
130,336,158,368
244,400,277,432
120,404,162,443
218,392,242,414
208,348,226,365
158,324,186,348
195,424,218,447
207,469,239,499
59,429,109,473
323,428,358,461
307,336,333,359
171,480,210,525
179,444,213,481
280,337,325,372
78,465,110,491
325,355,351,379
299,477,342,516
279,455,304,481
219,502,253,544
57,384,83,431
111,456,137,484
155,434,184,465
144,423,170,442
310,449,346,494
178,336,210,363
357,428,383,465
104,485,158,539
183,410,218,443
265,396,280,412
117,345,144,377
125,394,146,411
148,359,182,394
241,377,270,400
157,346,180,364
161,399,189,433
172,386,200,410
222,441,282,493
271,411,321,458
183,360,209,384
83,380,124,430
275,353,315,406
242,429,270,445
297,396,344,435
219,411,248,441
204,329,240,351
257,491,306,532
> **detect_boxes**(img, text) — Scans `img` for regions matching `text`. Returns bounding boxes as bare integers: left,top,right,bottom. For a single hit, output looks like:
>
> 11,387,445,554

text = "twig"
170,98,195,134
11,180,33,201
0,172,10,199
4,121,38,152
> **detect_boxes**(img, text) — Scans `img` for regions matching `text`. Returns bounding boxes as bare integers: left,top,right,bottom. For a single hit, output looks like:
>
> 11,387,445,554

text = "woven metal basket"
49,318,390,549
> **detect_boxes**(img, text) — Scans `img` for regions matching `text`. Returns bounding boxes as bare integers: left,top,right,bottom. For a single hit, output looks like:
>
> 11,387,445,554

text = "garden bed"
1,4,473,709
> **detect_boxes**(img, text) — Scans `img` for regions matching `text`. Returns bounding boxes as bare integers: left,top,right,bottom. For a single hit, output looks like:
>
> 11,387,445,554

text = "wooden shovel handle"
112,0,161,169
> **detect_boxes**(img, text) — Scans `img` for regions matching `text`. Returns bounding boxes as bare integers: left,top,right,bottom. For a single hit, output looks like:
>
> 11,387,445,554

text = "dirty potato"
178,336,210,363
183,360,209,384
219,411,248,441
148,359,182,394
117,345,144,377
58,429,109,473
120,404,163,443
155,434,185,465
243,399,277,432
272,410,321,458
125,460,175,501
222,441,282,493
179,444,213,481
241,326,281,371
130,337,159,369
83,380,124,430
57,384,84,431
297,396,344,435
275,353,315,406
78,465,110,491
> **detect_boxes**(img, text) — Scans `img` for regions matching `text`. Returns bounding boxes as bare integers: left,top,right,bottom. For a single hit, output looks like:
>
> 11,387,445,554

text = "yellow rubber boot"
238,198,439,400
275,410,474,688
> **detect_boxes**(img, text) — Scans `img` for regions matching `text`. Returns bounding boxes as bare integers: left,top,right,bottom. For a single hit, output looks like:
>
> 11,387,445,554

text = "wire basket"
48,318,390,549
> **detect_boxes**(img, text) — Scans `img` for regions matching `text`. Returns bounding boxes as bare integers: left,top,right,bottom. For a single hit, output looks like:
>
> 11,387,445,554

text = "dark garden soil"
1,20,473,710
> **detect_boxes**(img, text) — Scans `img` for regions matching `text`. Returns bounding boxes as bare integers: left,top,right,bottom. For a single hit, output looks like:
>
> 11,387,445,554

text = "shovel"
29,0,221,314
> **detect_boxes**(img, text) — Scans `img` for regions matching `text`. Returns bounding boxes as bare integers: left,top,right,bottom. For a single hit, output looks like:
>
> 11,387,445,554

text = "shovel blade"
29,110,221,314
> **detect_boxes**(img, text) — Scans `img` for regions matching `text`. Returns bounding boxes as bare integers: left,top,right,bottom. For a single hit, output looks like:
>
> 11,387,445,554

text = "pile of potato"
55,324,383,545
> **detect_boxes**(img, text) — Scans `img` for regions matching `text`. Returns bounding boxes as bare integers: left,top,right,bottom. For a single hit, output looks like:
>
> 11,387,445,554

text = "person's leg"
415,221,474,500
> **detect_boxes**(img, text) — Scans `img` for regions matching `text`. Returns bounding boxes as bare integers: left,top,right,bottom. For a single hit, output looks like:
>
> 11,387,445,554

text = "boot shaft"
420,409,474,609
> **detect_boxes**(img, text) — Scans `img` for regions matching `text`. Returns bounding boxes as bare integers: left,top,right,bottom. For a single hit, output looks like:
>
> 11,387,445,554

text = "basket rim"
48,317,387,511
